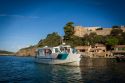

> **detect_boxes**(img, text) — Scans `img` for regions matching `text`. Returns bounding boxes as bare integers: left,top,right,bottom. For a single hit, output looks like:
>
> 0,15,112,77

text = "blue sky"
0,0,125,52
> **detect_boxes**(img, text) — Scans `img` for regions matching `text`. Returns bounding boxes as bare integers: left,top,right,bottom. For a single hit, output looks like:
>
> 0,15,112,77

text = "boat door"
37,49,44,56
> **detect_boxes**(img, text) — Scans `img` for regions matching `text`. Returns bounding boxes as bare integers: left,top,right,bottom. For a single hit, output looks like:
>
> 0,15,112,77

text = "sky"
0,0,125,52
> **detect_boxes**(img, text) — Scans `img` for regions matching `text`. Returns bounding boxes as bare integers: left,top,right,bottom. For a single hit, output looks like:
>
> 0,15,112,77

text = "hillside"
16,46,36,56
0,50,15,55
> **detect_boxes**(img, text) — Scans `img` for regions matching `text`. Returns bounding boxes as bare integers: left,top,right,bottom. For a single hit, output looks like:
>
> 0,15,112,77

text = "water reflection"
35,64,84,83
80,58,125,83
35,58,125,83
80,58,110,67
0,56,125,83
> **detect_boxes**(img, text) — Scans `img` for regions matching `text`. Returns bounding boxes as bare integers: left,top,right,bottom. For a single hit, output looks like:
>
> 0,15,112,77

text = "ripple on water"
0,56,125,83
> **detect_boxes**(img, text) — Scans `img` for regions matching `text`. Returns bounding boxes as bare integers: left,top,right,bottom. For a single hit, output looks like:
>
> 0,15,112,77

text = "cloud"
0,14,40,18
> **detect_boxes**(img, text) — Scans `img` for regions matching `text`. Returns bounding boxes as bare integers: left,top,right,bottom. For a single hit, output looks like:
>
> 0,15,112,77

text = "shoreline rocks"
16,46,37,56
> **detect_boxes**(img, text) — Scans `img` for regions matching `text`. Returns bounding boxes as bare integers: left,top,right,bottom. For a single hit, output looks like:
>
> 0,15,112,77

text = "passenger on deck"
60,47,65,53
44,49,52,55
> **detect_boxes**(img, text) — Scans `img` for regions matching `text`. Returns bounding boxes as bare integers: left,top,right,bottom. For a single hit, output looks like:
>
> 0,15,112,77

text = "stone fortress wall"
74,26,125,37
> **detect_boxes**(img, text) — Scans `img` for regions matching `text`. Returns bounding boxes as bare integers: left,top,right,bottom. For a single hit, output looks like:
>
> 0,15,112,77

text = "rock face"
16,46,36,56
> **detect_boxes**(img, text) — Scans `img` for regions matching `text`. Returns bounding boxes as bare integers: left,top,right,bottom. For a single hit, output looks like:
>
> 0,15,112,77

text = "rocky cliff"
16,46,37,56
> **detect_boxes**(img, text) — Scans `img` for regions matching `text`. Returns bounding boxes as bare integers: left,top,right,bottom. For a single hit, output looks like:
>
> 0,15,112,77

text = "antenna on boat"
62,43,66,45
60,34,66,45
45,46,48,47
60,36,64,44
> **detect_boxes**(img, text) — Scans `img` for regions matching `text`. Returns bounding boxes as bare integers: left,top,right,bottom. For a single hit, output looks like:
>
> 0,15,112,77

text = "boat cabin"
36,45,78,57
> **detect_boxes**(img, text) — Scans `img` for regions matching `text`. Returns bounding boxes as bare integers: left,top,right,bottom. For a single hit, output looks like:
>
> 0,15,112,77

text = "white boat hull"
35,54,81,66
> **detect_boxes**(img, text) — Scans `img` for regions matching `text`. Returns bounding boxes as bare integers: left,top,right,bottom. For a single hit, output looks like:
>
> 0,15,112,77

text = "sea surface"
0,55,125,83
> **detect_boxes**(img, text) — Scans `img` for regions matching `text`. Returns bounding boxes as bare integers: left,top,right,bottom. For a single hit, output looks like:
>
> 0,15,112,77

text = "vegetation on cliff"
17,22,125,56
16,45,36,56
37,32,61,47
0,50,14,55
20,45,36,50
63,22,84,47
37,22,125,49
64,22,74,40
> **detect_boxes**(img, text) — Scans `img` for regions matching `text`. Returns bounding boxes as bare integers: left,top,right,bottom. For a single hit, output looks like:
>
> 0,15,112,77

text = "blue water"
0,56,125,83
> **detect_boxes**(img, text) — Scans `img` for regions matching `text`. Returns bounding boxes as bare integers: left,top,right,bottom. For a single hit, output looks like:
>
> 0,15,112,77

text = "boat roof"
59,45,71,48
37,44,71,50
37,46,53,50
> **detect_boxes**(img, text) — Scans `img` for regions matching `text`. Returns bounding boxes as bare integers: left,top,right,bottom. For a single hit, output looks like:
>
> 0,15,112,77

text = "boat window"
48,49,52,54
38,49,44,56
55,48,60,53
44,49,52,55
39,49,43,52
60,47,65,53
72,48,77,53
67,49,70,53
38,49,43,54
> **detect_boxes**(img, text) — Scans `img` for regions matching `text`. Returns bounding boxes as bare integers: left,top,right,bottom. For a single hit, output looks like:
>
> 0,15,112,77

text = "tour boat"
35,43,81,66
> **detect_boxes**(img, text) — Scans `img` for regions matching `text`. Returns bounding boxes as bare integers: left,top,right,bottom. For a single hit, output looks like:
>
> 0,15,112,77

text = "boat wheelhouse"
35,44,81,66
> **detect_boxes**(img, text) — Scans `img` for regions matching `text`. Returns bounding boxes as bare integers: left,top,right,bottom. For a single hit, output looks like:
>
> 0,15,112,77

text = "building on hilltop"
74,26,101,37
74,26,125,37
96,28,112,36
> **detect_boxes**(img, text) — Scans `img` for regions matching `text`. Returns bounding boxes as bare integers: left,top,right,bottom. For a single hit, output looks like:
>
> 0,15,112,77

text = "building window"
90,50,94,52
80,49,85,52
106,54,108,57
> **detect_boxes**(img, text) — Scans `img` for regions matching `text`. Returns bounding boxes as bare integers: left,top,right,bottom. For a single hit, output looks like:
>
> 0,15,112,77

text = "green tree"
110,28,123,36
120,32,125,44
94,35,105,44
105,36,119,50
105,36,119,46
64,35,83,47
122,32,125,38
64,22,74,40
37,32,61,47
110,28,123,44
83,32,97,45
71,36,83,47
